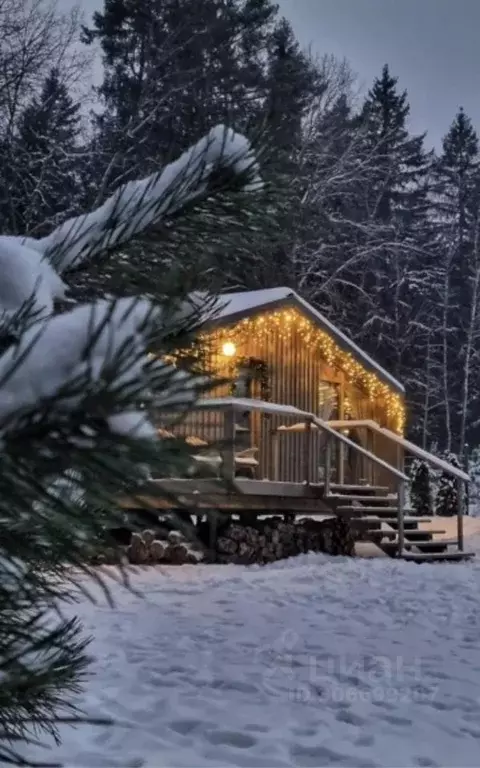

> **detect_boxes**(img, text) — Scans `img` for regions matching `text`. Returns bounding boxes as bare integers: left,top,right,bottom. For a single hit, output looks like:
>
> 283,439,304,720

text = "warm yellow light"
200,308,406,435
222,341,236,357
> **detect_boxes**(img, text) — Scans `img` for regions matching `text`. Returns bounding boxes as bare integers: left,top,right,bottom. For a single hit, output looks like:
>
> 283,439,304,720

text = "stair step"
365,510,417,518
337,506,405,515
380,537,460,558
365,529,398,541
328,494,395,503
353,516,432,525
329,484,390,494
404,529,446,538
366,529,445,542
400,550,475,563
408,538,459,550
381,519,425,530
381,539,446,552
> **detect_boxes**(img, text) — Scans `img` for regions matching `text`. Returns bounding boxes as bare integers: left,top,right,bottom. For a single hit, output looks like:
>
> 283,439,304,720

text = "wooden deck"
141,397,473,563
120,478,335,513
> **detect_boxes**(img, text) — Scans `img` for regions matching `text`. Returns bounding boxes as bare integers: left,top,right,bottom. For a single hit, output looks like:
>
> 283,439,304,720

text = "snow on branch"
0,235,68,322
27,124,263,274
0,297,205,437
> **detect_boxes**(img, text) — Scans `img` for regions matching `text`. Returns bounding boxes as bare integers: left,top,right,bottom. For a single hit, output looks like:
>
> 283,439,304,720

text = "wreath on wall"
229,356,271,402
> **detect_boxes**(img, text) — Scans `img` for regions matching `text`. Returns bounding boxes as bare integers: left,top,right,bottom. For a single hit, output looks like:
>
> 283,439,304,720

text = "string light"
199,308,406,434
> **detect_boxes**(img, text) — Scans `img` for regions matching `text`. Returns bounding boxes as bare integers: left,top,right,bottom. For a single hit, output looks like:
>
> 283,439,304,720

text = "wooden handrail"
381,426,470,482
328,416,469,555
328,418,470,482
309,415,407,482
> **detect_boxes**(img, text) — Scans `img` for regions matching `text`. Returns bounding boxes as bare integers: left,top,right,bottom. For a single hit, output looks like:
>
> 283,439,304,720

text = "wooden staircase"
325,484,475,562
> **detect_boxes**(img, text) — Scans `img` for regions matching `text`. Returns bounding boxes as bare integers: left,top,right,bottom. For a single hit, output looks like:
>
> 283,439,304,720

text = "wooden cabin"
161,287,406,490
142,287,473,562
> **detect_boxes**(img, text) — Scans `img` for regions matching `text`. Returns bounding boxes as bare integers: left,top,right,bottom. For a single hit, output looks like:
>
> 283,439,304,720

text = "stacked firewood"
93,529,204,565
216,516,355,565
126,530,203,565
93,515,355,566
127,529,204,564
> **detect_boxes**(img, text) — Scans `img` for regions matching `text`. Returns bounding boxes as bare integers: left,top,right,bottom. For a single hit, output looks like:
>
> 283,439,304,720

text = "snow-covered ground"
30,545,480,768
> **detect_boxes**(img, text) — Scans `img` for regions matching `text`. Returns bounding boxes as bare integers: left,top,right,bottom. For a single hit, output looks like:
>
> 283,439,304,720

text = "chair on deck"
157,428,208,448
157,425,259,478
192,446,259,478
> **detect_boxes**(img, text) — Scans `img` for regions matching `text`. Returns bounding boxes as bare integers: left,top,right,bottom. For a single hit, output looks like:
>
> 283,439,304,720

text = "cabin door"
318,382,340,484
344,396,374,485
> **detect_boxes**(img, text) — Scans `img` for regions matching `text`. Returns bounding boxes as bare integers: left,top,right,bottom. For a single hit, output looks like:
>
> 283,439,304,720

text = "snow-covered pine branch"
0,117,264,759
0,123,261,318
0,296,212,438
0,124,261,439
0,235,69,322
24,124,263,275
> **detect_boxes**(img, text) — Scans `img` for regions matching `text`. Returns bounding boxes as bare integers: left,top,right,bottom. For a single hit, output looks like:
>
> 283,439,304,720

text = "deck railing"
196,397,409,556
155,398,469,557
328,418,469,552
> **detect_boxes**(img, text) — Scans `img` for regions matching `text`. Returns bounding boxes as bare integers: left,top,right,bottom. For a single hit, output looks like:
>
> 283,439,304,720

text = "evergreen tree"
340,65,435,440
76,0,284,299
432,109,480,454
360,65,430,222
409,459,433,517
435,453,462,516
264,18,316,157
81,0,278,196
10,69,81,234
358,66,432,366
436,108,479,241
241,17,319,289
467,445,480,513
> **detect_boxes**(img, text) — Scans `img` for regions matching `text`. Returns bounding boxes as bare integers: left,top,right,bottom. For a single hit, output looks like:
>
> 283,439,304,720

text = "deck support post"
324,436,332,496
368,427,375,485
337,383,345,485
271,430,279,481
397,479,406,557
338,442,345,485
221,405,236,483
303,418,312,485
457,478,465,552
369,426,374,485
207,511,218,562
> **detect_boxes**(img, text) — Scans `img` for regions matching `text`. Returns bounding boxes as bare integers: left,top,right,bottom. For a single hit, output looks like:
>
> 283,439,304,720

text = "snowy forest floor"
29,536,480,768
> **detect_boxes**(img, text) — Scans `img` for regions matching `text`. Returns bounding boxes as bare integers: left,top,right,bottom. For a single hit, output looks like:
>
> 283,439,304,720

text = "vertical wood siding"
155,311,405,486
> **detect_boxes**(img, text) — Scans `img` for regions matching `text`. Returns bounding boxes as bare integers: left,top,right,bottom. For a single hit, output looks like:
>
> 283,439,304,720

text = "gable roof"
204,287,404,394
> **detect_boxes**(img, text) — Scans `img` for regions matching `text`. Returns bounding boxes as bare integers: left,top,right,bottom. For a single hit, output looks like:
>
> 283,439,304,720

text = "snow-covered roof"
206,287,404,394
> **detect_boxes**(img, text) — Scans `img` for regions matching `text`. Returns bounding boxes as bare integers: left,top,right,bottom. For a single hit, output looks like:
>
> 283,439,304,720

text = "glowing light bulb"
222,341,236,357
